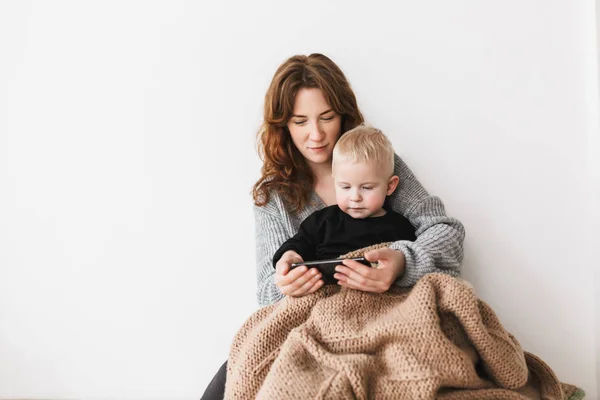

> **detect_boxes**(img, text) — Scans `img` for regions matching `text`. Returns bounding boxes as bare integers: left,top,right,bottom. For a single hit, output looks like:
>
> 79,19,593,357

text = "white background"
1,1,598,399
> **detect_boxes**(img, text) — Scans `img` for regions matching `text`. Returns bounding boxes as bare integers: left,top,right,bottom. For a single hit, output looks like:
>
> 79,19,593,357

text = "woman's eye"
321,116,334,121
293,120,307,125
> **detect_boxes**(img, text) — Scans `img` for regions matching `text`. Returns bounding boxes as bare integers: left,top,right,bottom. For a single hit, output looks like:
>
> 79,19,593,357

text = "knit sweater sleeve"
254,202,288,307
387,154,466,287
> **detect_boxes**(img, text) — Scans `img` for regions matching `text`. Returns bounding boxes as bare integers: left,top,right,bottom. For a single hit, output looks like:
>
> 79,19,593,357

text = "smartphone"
291,257,372,284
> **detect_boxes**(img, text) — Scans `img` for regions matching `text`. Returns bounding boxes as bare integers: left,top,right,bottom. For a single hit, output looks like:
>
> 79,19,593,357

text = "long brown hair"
252,53,364,213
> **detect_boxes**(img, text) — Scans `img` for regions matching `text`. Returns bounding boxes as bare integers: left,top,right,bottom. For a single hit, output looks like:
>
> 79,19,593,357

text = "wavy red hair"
252,54,364,213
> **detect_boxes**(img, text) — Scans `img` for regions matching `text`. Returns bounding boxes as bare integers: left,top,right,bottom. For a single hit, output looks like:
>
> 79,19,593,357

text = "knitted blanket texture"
225,273,583,399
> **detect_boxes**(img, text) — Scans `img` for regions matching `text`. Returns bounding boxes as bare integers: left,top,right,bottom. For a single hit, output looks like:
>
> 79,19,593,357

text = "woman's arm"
387,154,466,287
254,204,287,307
255,198,324,307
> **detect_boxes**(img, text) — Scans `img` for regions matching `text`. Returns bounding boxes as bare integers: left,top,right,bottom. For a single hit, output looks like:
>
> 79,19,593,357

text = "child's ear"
386,175,399,195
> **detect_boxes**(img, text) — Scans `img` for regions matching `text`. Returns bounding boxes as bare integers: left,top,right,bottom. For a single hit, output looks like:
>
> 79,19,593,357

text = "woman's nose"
308,121,325,141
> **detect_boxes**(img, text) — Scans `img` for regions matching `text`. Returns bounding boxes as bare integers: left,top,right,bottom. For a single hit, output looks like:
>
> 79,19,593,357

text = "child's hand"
275,250,323,297
333,248,406,293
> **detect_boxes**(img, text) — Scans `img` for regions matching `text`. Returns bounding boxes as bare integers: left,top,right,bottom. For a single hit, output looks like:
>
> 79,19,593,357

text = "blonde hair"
332,124,395,177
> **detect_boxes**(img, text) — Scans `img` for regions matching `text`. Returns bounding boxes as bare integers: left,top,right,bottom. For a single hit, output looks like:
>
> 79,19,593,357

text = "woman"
200,53,465,399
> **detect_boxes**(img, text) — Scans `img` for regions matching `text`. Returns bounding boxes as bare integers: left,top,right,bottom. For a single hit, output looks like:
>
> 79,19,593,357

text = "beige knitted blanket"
225,273,583,399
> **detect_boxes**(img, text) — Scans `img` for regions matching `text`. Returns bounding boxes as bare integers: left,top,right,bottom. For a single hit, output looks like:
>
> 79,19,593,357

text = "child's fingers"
305,278,324,295
277,263,290,276
275,264,305,288
290,270,322,296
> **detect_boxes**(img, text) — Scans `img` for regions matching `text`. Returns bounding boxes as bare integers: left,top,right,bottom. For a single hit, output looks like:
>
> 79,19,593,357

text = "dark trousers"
200,360,227,400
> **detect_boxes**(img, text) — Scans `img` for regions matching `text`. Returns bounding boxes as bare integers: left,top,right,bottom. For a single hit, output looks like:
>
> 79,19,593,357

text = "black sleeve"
392,212,417,242
272,212,319,268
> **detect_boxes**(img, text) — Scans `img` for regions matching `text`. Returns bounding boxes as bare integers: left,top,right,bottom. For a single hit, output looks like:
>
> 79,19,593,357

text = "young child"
272,124,416,284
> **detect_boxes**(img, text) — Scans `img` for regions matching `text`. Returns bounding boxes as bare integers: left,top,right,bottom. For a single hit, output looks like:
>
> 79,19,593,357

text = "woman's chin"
305,154,332,165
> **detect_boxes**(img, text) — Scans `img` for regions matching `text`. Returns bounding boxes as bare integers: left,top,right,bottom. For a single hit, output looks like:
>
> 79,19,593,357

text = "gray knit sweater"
254,154,465,307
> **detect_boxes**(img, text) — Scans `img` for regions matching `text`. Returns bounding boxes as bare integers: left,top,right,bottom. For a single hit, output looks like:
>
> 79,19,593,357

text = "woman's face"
287,88,342,169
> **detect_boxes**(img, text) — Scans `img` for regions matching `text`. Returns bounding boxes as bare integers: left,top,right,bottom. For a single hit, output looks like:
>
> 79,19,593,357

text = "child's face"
333,161,398,219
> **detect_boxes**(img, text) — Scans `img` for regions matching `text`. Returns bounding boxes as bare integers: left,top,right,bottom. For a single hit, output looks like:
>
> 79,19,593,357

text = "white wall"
594,0,600,393
0,0,597,398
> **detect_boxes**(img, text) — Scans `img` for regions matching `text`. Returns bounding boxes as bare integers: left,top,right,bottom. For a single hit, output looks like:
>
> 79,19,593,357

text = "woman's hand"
275,250,324,297
333,248,406,293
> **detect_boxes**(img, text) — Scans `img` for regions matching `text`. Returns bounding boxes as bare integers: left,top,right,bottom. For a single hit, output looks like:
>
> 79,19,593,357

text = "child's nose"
350,190,361,201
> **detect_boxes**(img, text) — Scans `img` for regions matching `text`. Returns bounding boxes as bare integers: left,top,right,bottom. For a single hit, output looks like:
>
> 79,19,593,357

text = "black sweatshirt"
273,205,416,268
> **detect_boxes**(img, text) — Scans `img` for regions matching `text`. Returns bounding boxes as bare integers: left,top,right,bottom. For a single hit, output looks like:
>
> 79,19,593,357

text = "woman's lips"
309,145,327,152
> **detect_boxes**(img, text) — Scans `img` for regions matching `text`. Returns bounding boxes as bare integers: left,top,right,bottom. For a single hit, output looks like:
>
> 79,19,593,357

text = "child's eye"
341,186,350,190
362,186,373,190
